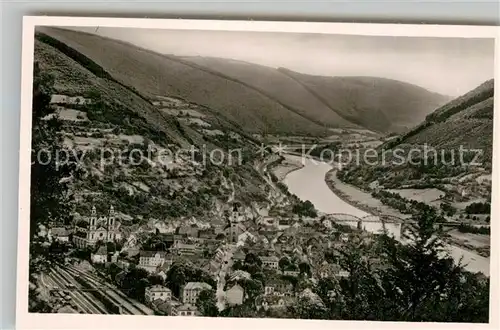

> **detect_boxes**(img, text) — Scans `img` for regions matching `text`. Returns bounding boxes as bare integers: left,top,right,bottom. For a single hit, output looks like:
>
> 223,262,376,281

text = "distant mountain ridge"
37,27,451,136
385,78,494,163
338,79,494,192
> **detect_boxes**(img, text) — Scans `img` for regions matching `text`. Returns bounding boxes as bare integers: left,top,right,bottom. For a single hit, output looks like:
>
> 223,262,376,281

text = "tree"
219,301,258,318
120,267,150,301
28,287,52,313
196,289,218,317
279,257,290,270
30,63,76,239
166,262,216,298
238,278,263,300
244,252,262,266
288,295,328,320
148,274,165,286
298,262,311,276
29,64,78,312
373,207,489,322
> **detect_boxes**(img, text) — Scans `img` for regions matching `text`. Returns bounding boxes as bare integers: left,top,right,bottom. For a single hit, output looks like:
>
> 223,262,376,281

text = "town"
26,25,493,323
34,200,379,317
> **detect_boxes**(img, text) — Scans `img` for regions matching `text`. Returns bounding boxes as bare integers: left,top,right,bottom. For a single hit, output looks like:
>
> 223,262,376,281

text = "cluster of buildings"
142,281,214,316
46,202,386,316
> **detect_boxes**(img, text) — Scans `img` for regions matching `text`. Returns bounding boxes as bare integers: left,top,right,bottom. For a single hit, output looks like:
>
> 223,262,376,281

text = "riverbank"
325,168,408,219
282,155,489,275
269,156,304,181
326,168,490,258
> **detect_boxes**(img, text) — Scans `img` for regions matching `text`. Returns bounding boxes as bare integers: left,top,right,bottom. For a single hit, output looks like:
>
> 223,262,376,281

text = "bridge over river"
322,213,480,241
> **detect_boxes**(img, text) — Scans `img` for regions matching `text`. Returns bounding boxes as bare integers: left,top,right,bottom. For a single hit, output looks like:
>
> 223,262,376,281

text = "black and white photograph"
17,17,499,329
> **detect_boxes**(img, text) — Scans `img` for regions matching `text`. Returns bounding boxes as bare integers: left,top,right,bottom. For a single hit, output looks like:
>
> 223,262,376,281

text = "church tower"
229,204,240,243
107,205,115,241
90,206,97,230
87,205,98,242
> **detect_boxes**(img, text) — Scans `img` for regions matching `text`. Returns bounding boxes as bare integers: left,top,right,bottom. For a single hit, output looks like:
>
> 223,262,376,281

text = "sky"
68,26,494,97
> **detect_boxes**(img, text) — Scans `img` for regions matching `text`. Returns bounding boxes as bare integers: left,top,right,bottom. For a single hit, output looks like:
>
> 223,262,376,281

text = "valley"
28,25,493,322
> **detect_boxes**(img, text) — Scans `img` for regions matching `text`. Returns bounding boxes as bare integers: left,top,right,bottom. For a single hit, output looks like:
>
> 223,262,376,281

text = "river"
282,155,490,276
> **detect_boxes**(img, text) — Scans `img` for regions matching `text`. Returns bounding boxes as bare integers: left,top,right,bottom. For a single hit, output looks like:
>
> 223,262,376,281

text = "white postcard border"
16,15,500,330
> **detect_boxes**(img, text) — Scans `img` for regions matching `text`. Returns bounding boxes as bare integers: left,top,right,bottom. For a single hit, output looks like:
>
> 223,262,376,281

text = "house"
214,247,226,263
198,228,216,240
317,261,334,279
138,251,167,272
226,284,244,306
173,234,187,246
261,256,279,270
229,270,251,282
282,270,300,277
91,245,107,264
264,279,293,296
145,285,172,304
178,225,199,238
237,231,257,246
318,262,349,279
173,242,197,256
203,260,221,278
177,304,199,316
157,271,167,281
327,290,337,300
181,282,212,304
340,233,349,242
322,218,333,229
159,233,175,245
256,295,295,311
256,216,277,228
278,218,294,230
49,227,70,242
232,250,246,262
152,299,179,316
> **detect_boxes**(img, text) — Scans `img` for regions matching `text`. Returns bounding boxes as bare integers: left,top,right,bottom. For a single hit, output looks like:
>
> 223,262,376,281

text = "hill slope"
386,79,494,163
182,56,359,130
37,27,449,135
36,27,330,136
279,68,450,133
34,35,279,225
339,79,494,197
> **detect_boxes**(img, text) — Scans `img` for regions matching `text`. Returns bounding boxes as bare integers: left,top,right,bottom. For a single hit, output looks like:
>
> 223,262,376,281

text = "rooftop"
50,227,70,237
184,282,212,291
94,245,107,256
261,256,279,262
147,285,171,292
140,250,167,258
178,304,198,312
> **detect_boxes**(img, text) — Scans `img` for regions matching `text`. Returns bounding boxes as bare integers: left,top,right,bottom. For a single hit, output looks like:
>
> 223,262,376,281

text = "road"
216,244,237,311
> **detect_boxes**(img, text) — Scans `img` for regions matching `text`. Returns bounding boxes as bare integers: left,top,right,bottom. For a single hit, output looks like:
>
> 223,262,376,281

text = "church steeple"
108,205,115,230
89,205,97,230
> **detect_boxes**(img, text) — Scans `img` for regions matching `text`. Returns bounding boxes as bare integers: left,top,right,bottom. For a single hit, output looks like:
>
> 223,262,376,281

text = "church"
73,205,122,248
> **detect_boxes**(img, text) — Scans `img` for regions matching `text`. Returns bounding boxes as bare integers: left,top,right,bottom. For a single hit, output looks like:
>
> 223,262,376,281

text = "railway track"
64,265,153,315
47,267,108,314
54,266,110,314
63,266,139,315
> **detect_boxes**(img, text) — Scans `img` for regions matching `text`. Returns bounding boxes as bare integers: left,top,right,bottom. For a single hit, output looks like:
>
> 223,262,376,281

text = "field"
387,188,446,207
